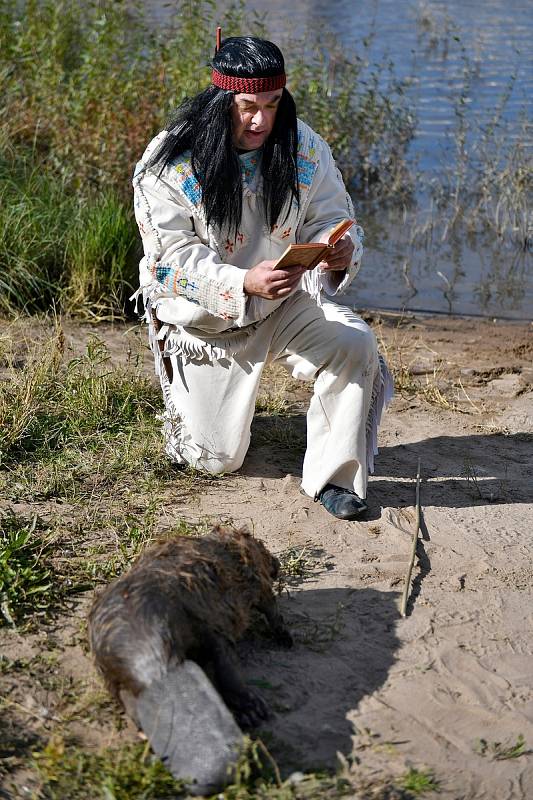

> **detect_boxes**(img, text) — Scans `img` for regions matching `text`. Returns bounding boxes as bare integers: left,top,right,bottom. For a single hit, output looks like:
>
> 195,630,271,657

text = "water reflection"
349,207,532,320
142,0,532,318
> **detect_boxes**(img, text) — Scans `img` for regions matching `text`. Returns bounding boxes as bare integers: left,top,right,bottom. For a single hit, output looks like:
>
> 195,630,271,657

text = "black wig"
146,36,300,237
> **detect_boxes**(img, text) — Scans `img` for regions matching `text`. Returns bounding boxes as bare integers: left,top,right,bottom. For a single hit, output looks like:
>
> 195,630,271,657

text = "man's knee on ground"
162,414,249,476
198,452,246,476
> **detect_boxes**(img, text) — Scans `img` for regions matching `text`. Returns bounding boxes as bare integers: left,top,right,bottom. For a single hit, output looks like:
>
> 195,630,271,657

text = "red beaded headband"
212,27,286,93
211,69,286,93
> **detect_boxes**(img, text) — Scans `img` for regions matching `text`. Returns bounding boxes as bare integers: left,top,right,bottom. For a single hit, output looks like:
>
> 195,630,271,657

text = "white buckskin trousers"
157,289,387,500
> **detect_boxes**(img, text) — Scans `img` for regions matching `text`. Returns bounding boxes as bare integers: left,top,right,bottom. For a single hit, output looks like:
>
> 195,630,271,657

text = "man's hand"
317,232,354,272
244,260,307,300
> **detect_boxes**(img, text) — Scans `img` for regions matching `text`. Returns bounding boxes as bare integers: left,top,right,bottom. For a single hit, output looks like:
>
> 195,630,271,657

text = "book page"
273,243,328,270
327,218,355,245
272,218,355,270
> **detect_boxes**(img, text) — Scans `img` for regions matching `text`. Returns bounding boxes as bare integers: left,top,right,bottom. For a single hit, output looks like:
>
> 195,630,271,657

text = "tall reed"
0,0,415,316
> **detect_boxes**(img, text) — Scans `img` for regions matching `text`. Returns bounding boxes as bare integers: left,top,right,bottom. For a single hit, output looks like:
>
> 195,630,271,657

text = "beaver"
88,526,292,794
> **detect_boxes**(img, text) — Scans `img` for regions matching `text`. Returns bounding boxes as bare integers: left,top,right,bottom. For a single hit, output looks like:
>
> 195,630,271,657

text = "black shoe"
316,483,368,520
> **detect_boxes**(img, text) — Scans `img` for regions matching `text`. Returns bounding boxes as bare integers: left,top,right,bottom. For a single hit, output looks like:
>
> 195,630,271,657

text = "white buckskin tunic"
133,119,392,499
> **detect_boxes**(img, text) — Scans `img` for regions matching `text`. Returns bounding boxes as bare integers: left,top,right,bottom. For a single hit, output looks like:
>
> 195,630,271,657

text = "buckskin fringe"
134,289,259,465
161,323,255,365
132,287,255,366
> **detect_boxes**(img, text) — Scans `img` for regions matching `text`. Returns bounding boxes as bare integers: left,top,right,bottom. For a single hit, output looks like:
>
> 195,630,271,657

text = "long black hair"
145,36,299,237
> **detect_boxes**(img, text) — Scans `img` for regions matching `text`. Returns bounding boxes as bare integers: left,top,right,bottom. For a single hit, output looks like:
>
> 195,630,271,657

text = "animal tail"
120,659,245,796
88,609,170,698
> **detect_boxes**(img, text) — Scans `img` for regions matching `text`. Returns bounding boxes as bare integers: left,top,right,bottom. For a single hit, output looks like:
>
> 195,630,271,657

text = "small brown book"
272,218,355,270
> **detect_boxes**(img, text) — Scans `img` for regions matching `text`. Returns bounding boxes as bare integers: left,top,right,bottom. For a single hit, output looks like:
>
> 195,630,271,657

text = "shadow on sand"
244,416,532,514
238,585,400,772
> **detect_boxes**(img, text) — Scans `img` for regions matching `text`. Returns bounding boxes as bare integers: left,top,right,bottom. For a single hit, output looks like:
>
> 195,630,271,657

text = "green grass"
0,324,219,599
474,733,528,761
251,418,306,455
77,511,220,584
0,512,63,627
255,394,293,416
32,734,358,800
0,154,137,316
289,604,347,653
400,768,440,796
276,544,330,588
64,192,138,318
28,727,441,800
0,0,416,317
0,0,529,316
0,325,195,593
33,738,185,800
278,545,316,579
0,157,67,312
0,328,161,470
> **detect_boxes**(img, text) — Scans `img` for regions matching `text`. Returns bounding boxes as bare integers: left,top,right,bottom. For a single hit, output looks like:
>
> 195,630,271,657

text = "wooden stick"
257,739,282,787
400,457,422,618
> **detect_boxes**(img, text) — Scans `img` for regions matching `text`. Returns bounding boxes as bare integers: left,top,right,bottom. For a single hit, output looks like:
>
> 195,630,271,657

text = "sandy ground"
1,312,532,798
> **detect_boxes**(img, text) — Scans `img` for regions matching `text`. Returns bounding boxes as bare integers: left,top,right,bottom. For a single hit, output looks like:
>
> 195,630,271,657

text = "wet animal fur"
88,526,291,725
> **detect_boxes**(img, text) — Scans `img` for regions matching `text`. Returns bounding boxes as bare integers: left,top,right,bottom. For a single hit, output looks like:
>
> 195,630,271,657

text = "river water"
148,0,532,319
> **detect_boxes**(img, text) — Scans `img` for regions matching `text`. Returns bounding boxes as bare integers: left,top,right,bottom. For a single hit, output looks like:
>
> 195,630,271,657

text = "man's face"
231,89,283,151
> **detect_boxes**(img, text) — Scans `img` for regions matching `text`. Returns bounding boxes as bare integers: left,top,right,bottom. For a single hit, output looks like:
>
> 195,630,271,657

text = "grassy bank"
0,0,415,317
0,155,136,317
1,2,530,318
0,321,445,798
